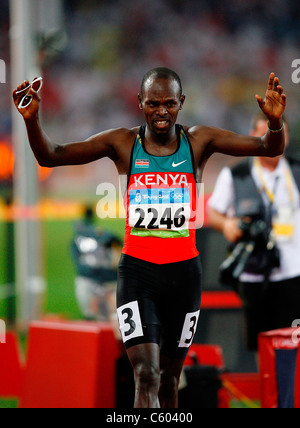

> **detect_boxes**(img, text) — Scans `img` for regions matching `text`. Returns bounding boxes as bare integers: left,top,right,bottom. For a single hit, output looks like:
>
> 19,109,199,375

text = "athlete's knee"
134,363,161,389
160,371,180,392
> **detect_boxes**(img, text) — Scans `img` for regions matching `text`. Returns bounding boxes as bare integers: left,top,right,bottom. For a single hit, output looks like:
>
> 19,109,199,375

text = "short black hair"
140,67,183,98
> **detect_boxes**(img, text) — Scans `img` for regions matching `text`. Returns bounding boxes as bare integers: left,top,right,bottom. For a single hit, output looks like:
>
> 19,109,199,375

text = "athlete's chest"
126,127,197,235
143,140,178,157
130,126,195,176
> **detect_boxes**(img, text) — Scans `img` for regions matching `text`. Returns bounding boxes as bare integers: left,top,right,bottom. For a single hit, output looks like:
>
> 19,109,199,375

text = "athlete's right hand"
12,80,41,120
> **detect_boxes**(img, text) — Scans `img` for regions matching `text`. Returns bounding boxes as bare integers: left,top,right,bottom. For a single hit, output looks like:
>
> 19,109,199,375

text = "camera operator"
208,112,300,351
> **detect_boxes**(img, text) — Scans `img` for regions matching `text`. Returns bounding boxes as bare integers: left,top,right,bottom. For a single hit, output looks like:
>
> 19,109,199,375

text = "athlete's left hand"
255,73,287,123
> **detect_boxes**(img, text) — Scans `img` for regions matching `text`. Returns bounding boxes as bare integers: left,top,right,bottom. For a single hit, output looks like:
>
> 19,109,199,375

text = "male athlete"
13,68,286,408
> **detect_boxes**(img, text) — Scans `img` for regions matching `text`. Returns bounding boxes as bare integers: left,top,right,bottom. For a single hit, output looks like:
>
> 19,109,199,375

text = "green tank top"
123,124,199,264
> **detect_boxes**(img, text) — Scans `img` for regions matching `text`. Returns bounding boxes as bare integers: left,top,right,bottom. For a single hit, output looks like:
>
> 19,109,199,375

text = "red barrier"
0,332,24,398
201,291,242,310
258,328,300,408
185,344,225,370
20,321,120,408
219,373,261,408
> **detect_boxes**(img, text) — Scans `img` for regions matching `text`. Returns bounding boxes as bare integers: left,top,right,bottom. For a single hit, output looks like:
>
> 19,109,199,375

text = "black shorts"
117,254,202,359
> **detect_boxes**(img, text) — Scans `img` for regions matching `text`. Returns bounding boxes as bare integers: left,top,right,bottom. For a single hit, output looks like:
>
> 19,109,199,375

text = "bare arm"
24,116,120,167
193,73,286,158
13,80,122,167
204,123,284,158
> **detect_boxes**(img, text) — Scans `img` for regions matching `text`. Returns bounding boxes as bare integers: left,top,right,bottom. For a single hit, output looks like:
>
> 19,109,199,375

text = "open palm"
256,73,286,121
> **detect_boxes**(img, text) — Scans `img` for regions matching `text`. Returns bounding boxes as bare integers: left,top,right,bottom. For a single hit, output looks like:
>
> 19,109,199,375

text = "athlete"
13,68,286,408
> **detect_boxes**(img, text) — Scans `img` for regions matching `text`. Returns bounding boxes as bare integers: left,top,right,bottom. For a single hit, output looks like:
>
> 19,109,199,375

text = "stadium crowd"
0,0,299,193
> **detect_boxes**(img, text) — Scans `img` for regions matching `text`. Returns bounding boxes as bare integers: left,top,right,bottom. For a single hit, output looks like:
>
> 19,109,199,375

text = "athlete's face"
138,78,185,136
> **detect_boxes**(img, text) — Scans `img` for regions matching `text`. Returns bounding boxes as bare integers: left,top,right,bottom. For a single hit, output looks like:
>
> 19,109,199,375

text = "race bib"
179,310,200,348
117,301,144,343
128,187,191,237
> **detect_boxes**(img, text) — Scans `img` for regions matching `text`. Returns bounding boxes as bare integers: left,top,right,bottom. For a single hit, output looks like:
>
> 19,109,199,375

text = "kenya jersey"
122,125,199,264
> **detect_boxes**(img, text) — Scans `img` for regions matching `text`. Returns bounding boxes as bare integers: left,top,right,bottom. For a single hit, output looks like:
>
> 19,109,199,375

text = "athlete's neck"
144,126,177,147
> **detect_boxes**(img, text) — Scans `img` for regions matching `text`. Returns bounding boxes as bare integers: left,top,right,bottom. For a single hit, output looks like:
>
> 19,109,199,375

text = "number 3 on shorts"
179,310,200,348
117,301,144,343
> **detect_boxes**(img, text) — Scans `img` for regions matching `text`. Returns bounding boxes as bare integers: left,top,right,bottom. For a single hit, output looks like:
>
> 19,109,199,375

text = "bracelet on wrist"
267,121,284,133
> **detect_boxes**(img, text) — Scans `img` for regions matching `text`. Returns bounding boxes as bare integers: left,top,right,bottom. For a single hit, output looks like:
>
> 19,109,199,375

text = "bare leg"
159,355,186,409
127,343,161,408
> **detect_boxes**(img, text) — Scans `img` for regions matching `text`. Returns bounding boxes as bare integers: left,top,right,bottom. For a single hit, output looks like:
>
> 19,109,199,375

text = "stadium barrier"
258,328,300,408
0,332,24,399
20,321,119,408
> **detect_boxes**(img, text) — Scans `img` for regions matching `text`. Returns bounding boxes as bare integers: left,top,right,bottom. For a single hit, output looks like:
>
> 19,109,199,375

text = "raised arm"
12,79,121,167
193,73,286,159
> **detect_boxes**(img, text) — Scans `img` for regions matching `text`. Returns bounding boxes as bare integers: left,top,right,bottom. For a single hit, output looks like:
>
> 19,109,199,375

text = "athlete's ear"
138,93,143,110
179,95,186,110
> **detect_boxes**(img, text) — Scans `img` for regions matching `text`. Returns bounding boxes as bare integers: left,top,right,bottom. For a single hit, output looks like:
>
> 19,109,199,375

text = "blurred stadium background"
0,0,300,408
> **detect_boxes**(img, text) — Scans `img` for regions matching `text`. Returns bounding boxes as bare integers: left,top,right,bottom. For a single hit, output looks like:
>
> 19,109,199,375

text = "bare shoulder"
112,126,140,139
183,124,234,152
182,125,216,162
111,126,139,151
97,126,139,174
184,125,215,142
89,126,139,145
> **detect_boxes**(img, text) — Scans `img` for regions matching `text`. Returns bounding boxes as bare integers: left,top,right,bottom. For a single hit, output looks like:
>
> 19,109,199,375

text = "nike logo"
172,160,187,168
